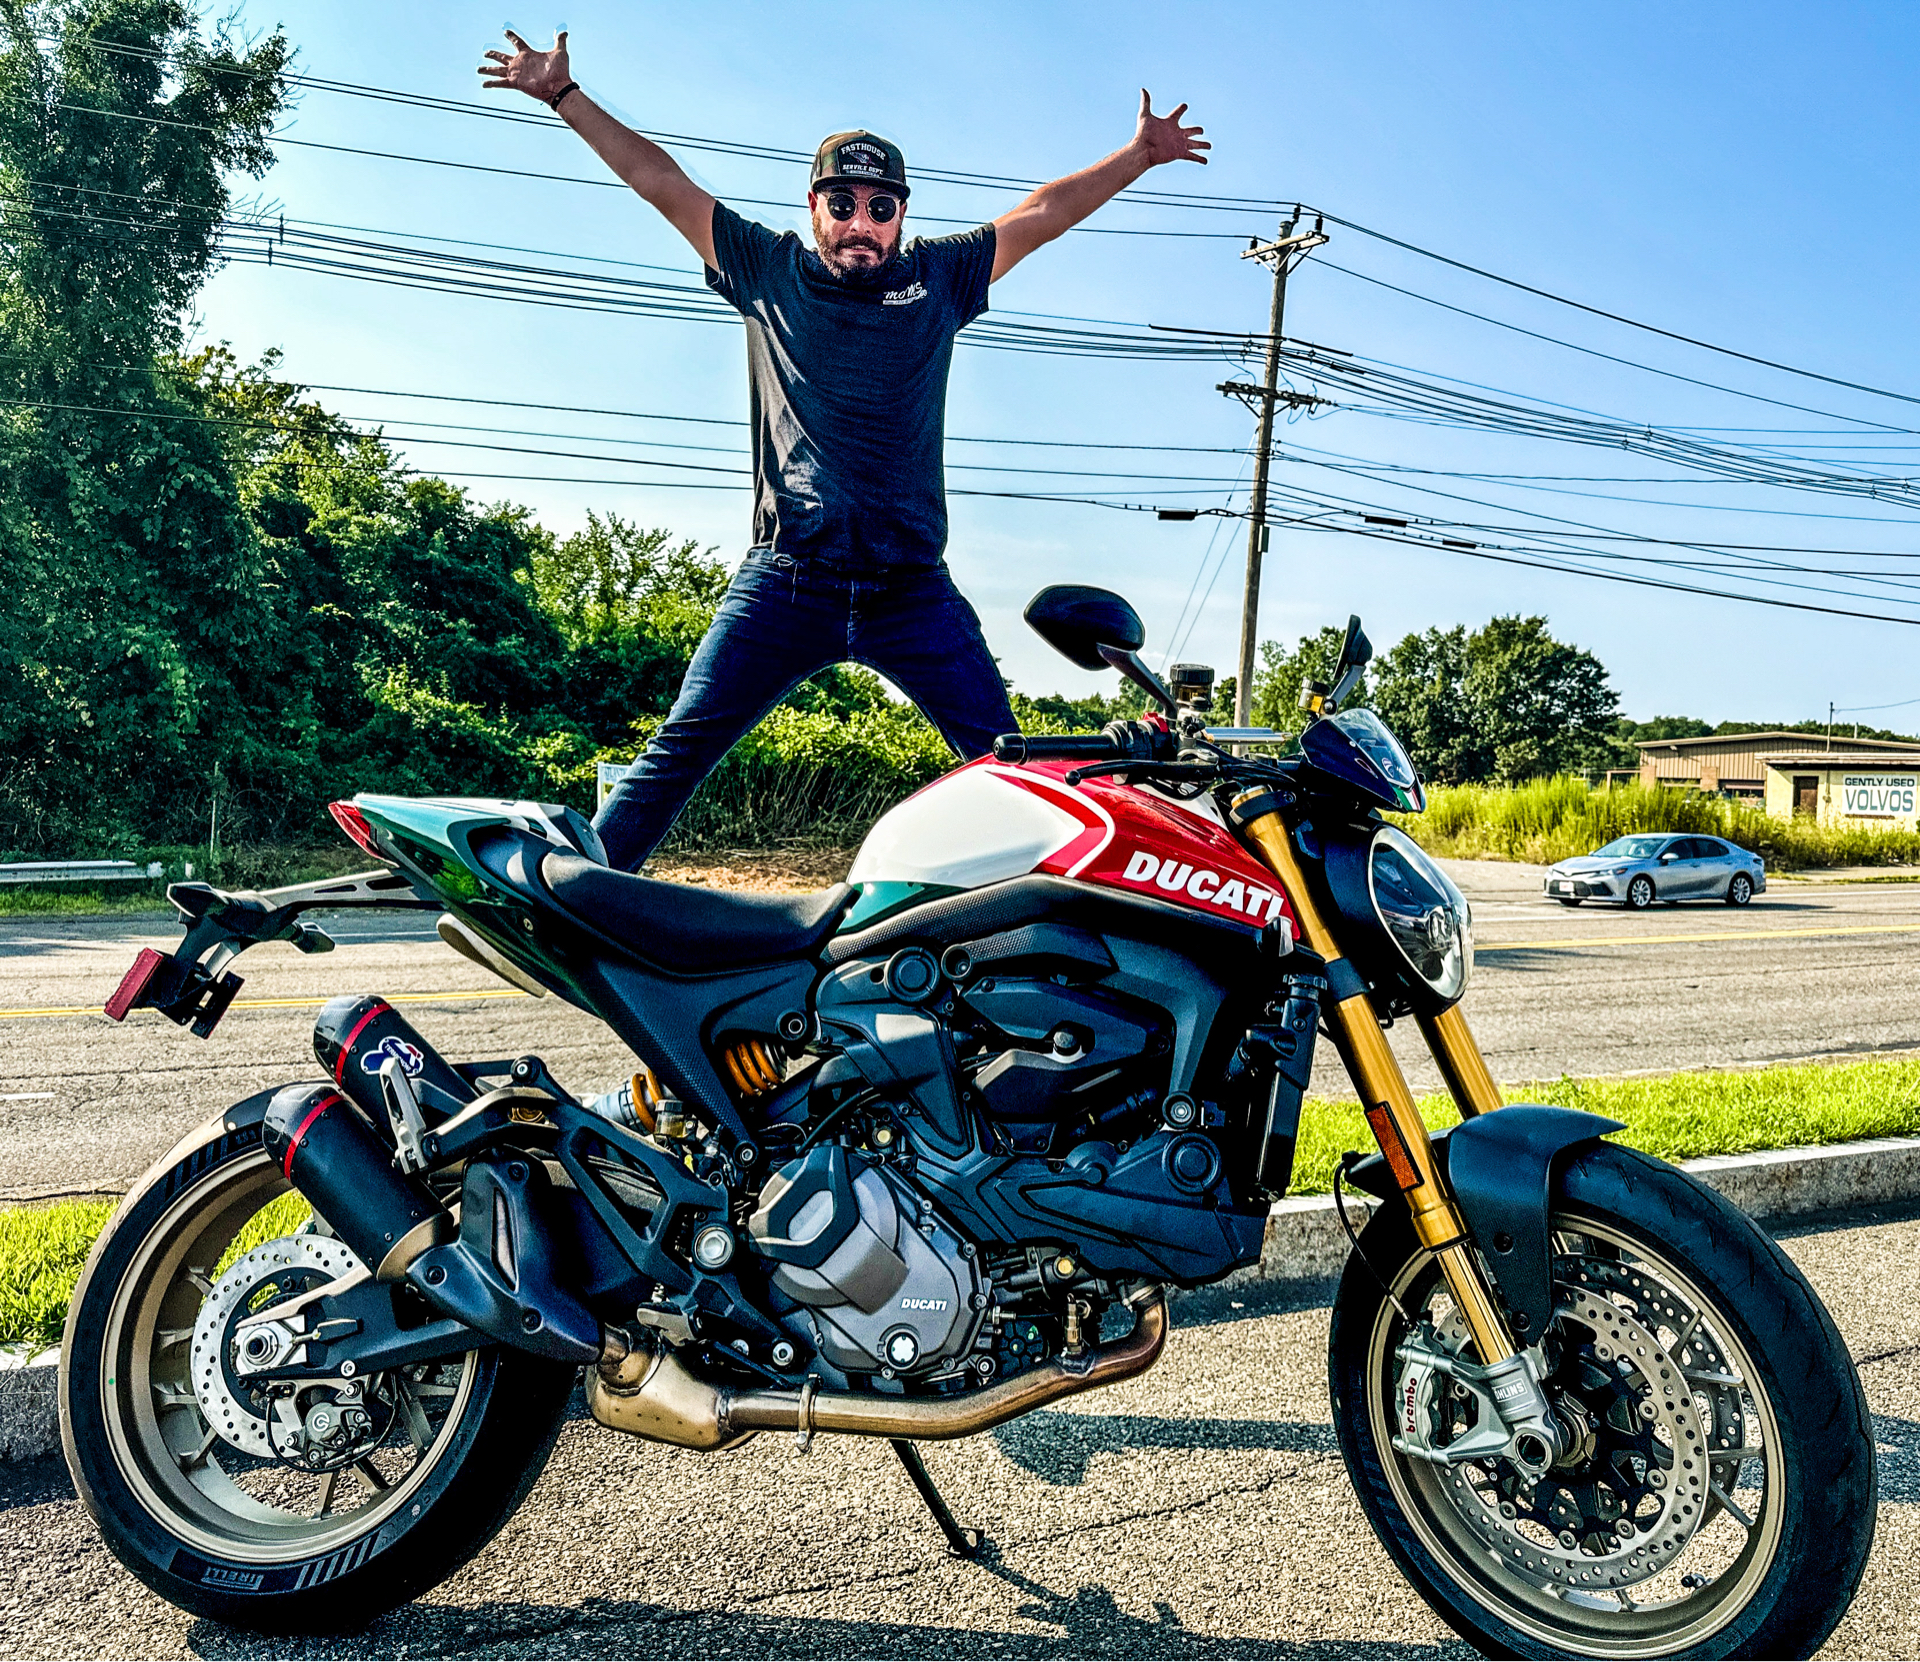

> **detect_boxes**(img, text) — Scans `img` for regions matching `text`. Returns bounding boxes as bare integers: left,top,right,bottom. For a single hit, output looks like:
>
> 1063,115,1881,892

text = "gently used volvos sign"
1121,850,1288,923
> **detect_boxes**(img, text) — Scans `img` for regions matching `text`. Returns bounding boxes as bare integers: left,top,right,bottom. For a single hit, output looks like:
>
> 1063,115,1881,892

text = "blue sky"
196,0,1920,728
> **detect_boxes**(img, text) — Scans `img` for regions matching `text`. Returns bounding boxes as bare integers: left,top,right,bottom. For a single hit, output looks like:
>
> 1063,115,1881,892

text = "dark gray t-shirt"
705,200,995,572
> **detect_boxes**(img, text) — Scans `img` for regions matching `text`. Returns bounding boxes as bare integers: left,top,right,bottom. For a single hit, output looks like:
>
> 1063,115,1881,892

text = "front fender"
1348,1105,1624,1338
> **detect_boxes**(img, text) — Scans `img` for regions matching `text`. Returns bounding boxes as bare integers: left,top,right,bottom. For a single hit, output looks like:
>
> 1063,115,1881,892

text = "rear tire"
61,1116,578,1633
1328,1143,1874,1658
1727,873,1754,906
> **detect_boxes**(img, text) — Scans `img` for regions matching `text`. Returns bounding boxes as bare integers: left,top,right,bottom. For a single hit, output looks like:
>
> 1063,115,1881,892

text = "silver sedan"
1543,834,1766,910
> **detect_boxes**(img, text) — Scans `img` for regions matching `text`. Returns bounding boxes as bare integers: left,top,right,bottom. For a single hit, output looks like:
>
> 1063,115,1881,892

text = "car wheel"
1727,872,1754,906
1627,874,1655,910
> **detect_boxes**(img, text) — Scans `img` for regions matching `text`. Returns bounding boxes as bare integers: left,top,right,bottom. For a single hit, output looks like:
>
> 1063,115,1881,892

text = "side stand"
889,1439,984,1558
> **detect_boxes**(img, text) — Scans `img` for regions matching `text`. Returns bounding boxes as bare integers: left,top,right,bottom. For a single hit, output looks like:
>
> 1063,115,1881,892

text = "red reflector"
1365,1104,1423,1192
105,948,166,1022
329,800,381,858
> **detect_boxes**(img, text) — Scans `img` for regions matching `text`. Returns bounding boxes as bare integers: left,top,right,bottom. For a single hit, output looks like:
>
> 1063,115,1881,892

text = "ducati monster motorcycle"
66,586,1874,1656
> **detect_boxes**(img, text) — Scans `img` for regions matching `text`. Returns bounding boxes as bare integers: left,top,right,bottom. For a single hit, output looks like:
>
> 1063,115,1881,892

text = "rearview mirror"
1024,585,1145,671
1023,585,1177,714
1326,614,1373,712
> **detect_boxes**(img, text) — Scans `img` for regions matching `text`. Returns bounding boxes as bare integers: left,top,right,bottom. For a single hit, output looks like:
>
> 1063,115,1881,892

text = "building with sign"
1633,731,1920,800
1761,753,1920,830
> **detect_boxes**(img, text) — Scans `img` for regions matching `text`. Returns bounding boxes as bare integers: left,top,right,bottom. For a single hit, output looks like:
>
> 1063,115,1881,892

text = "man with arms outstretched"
480,31,1210,870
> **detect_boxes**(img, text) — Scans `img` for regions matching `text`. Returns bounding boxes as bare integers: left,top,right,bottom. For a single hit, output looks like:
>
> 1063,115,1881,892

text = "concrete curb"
7,1134,1920,1465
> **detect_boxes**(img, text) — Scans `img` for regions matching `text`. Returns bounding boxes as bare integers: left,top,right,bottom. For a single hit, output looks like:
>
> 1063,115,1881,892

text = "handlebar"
991,733,1121,763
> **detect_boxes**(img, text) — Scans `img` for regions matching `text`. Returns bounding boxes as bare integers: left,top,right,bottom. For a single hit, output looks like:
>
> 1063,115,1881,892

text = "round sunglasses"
825,189,901,224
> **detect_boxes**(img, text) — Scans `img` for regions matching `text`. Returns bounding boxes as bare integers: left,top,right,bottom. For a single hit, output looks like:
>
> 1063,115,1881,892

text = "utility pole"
1228,213,1327,726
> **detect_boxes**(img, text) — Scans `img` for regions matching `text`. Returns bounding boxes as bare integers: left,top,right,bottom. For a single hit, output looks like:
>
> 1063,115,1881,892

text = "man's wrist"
547,80,581,112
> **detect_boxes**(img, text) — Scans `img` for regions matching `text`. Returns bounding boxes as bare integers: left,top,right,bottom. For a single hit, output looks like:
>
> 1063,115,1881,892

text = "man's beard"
815,233,898,286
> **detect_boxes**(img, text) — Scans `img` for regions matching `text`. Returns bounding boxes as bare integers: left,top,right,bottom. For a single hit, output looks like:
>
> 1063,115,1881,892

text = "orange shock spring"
720,1037,785,1099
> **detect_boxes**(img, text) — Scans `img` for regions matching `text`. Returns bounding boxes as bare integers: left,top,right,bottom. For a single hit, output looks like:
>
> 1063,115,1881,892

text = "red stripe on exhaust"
283,1093,343,1180
332,1002,390,1083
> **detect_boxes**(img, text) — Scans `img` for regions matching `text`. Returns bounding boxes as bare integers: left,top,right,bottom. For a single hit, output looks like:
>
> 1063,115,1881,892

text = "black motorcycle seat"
541,851,854,972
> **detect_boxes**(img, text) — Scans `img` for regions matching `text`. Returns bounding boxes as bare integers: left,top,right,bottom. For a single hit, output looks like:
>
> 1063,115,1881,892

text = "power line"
1314,209,1920,414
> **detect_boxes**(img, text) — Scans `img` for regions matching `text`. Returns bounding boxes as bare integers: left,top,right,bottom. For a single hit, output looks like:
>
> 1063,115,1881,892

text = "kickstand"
889,1438,985,1558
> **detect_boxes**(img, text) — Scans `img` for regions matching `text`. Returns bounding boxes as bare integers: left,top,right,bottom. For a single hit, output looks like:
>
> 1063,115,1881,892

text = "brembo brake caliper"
1393,1325,1568,1475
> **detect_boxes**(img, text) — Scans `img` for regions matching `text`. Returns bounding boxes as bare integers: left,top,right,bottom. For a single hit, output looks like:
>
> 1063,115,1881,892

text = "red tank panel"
979,759,1298,941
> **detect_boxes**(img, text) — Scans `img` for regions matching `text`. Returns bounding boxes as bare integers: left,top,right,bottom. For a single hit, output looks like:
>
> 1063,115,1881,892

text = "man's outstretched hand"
478,29,571,103
1132,91,1209,168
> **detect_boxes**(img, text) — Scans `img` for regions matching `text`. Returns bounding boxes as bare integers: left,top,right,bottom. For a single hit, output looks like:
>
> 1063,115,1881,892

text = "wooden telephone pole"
1228,214,1327,726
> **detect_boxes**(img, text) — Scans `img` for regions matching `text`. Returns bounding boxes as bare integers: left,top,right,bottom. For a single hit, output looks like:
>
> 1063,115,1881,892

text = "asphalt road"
3,862,1917,1201
2,1200,1916,1658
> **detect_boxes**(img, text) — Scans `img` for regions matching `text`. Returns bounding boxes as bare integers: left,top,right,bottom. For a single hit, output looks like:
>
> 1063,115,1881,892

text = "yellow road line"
1480,922,1920,952
0,987,528,1021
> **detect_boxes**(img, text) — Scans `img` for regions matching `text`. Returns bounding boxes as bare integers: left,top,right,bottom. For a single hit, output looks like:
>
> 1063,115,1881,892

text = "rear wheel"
1727,874,1754,906
61,1117,578,1632
1328,1144,1874,1658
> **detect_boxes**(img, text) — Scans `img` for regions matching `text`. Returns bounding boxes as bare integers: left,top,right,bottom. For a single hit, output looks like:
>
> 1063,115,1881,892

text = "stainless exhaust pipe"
586,1288,1169,1450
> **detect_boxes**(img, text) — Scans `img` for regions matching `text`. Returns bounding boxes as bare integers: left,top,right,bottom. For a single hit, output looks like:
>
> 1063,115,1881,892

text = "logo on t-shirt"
882,280,928,307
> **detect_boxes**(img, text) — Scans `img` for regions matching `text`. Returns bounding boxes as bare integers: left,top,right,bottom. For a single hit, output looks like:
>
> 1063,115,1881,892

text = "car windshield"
1591,836,1671,860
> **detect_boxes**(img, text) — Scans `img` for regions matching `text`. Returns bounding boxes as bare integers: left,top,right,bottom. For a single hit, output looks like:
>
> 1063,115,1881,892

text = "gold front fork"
1233,793,1515,1364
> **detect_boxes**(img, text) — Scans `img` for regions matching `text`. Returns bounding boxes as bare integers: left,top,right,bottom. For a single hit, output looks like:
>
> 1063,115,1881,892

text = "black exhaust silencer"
313,995,475,1133
262,1083,452,1280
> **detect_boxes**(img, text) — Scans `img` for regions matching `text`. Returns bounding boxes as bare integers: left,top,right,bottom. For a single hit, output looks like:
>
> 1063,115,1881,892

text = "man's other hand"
478,28,571,103
1131,91,1209,168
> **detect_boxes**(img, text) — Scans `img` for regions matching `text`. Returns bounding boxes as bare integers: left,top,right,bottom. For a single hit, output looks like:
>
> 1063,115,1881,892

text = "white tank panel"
847,767,1080,890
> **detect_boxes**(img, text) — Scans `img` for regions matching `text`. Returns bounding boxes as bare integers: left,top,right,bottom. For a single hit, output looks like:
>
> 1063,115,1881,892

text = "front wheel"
1626,875,1656,909
60,1115,578,1632
1327,1144,1875,1658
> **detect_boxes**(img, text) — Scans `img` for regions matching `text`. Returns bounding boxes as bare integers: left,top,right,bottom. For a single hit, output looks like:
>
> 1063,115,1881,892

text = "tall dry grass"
1396,776,1920,868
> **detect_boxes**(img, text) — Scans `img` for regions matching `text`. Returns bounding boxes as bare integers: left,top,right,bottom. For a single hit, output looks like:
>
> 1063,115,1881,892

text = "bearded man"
480,31,1209,870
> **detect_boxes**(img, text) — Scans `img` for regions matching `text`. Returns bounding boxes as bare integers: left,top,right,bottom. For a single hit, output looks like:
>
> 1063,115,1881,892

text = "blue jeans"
593,551,1019,870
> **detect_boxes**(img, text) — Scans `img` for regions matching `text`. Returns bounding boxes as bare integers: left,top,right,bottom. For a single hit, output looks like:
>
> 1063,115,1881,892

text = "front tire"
61,1116,578,1633
1626,875,1656,909
1328,1144,1874,1658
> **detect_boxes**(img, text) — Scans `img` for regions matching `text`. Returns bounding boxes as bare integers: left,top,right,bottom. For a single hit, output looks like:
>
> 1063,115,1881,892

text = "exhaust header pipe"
586,1288,1169,1450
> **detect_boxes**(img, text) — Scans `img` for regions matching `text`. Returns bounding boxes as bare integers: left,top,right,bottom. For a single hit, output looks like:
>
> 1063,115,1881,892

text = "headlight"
1366,826,1473,1003
1609,865,1630,876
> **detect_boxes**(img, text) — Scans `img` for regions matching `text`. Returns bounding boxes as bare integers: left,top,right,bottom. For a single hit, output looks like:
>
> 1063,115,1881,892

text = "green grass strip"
0,1191,310,1355
4,1058,1917,1353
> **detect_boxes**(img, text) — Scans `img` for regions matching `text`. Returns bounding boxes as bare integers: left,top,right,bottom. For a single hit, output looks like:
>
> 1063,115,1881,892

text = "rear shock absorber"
719,1037,785,1099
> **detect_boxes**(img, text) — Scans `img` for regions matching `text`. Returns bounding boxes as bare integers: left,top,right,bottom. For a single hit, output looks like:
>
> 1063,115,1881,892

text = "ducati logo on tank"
1120,849,1288,923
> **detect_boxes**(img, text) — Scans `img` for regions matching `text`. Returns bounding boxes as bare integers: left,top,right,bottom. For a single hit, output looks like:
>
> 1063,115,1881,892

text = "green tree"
1370,615,1619,784
0,3,288,851
1369,626,1478,783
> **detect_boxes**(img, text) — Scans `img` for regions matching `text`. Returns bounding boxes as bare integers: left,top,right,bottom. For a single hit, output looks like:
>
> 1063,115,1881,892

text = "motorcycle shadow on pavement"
178,1587,1467,1660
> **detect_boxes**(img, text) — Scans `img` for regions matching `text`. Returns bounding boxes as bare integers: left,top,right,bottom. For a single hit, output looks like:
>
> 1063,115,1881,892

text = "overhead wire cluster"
9,33,1920,631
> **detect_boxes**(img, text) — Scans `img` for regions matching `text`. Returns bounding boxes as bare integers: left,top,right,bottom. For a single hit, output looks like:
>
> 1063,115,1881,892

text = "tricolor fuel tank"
841,757,1298,938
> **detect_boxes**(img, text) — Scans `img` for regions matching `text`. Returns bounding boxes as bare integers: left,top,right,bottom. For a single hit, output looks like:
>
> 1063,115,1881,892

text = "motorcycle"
64,585,1874,1656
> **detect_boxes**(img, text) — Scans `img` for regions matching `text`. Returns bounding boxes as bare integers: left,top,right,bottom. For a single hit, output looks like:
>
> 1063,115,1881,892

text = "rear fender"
1348,1105,1624,1338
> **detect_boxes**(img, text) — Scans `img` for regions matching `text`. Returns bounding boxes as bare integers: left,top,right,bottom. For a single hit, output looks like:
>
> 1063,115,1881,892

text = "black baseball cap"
811,130,910,199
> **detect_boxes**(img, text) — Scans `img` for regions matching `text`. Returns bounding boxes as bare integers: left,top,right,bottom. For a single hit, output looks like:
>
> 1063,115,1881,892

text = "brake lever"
1063,760,1222,787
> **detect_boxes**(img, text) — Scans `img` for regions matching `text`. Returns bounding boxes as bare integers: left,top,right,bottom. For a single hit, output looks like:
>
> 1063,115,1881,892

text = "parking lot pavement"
1,1201,1915,1659
3,863,1916,1201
